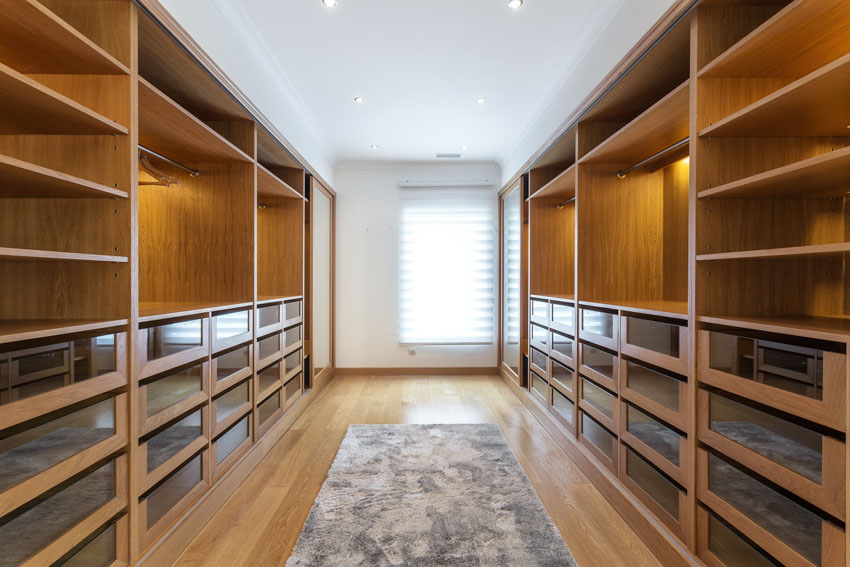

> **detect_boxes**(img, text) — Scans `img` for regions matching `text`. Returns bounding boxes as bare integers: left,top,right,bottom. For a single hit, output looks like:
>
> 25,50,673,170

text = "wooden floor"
172,374,663,567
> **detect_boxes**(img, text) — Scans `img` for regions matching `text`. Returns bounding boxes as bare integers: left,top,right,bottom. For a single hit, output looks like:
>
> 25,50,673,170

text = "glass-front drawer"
258,390,281,425
530,347,547,374
145,453,203,530
258,362,281,394
145,319,204,361
551,359,573,394
145,363,203,417
703,509,778,567
0,459,115,565
258,333,281,362
530,299,549,323
706,452,825,565
553,388,574,425
581,377,615,420
531,372,548,400
258,303,281,329
581,411,615,462
284,299,302,323
214,381,250,424
530,324,549,350
72,335,117,380
624,316,682,359
707,390,830,487
581,343,616,385
215,415,249,465
284,372,302,402
626,404,681,467
212,309,251,346
625,446,681,523
551,302,574,333
285,325,302,350
214,345,251,383
623,360,682,417
61,520,117,567
145,409,202,473
14,344,67,377
284,348,301,374
0,397,115,492
580,308,616,347
708,331,823,400
551,331,574,362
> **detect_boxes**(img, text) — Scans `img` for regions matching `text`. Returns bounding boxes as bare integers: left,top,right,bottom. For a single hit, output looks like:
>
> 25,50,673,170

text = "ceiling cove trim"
133,0,337,196
498,0,697,195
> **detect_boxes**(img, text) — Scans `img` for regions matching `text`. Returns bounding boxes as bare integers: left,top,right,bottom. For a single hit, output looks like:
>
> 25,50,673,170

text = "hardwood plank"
0,318,128,345
0,247,128,263
0,61,128,135
0,153,128,199
696,242,850,261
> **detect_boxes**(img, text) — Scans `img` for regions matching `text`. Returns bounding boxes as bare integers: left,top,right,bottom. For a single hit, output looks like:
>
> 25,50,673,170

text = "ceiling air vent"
435,153,461,159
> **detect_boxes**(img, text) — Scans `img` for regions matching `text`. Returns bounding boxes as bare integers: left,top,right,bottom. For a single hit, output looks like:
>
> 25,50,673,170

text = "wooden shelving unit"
0,3,332,567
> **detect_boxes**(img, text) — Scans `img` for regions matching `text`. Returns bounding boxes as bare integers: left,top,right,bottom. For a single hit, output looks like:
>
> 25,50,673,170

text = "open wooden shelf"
139,301,253,323
699,314,850,342
138,78,252,164
697,242,850,262
580,299,688,319
0,0,130,75
700,53,850,137
698,0,850,78
0,247,128,263
258,295,302,304
531,164,576,200
580,81,689,165
0,61,128,135
698,146,850,199
257,165,303,200
0,318,129,346
257,126,301,170
530,293,575,302
0,154,128,199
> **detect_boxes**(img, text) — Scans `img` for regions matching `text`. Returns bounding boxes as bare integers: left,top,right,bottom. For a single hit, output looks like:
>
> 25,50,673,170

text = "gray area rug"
712,422,821,483
286,423,576,567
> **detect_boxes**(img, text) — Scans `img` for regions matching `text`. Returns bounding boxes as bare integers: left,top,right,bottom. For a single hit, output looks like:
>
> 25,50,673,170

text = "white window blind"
399,187,496,344
503,189,522,348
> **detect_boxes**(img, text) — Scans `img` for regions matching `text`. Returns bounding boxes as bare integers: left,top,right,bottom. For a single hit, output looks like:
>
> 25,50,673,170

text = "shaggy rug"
286,423,576,567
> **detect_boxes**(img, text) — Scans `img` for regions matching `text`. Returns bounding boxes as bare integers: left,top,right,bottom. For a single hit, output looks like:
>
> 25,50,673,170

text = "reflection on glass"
284,373,302,402
215,346,250,382
581,309,615,338
259,390,281,425
285,300,302,321
285,349,301,373
625,360,680,411
0,398,114,492
146,410,202,472
0,460,114,565
258,333,280,361
531,348,547,373
531,300,548,320
627,405,680,465
552,331,573,360
709,452,822,564
581,377,614,419
531,372,548,399
258,362,280,394
552,302,574,331
581,344,615,380
551,360,573,393
709,331,824,400
312,186,332,376
502,187,521,374
146,320,203,361
215,382,249,423
553,388,574,424
216,417,249,464
531,324,549,348
214,310,250,340
258,304,280,328
626,317,680,357
285,325,301,349
146,364,203,417
626,447,679,518
146,454,202,529
709,391,823,483
61,521,116,567
582,412,614,460
707,511,776,567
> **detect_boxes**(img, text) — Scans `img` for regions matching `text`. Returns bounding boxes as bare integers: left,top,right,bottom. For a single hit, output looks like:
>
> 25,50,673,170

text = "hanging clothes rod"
555,196,575,209
138,145,200,177
616,137,688,179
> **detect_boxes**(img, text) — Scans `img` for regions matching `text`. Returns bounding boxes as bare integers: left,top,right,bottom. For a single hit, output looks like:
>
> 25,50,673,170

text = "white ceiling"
208,0,626,164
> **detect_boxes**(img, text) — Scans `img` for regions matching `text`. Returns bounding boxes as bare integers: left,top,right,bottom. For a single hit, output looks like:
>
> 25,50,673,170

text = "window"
502,185,521,372
399,188,496,344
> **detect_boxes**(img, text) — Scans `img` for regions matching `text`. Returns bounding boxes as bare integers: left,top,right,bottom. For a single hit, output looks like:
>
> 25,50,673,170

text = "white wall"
334,162,501,368
499,0,678,186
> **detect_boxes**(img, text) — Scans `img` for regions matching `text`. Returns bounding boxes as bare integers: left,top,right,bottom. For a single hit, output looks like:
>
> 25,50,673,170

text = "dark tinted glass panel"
72,335,116,380
582,412,614,460
627,405,680,465
626,317,680,358
215,417,249,464
531,324,548,348
581,377,614,419
258,304,280,328
215,346,250,382
626,447,679,518
61,521,116,567
581,309,615,338
284,373,301,401
531,372,548,399
626,361,679,411
553,388,574,424
146,454,202,529
258,363,280,394
146,364,203,417
258,391,281,425
146,319,203,361
581,344,615,380
146,410,202,472
215,381,249,423
285,326,301,349
551,360,573,393
552,331,574,359
531,348,547,372
285,300,301,321
258,334,280,361
285,349,301,373
707,511,778,567
214,310,249,340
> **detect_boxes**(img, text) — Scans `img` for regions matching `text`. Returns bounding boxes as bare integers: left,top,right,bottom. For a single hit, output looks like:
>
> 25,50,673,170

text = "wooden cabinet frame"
210,342,253,397
529,297,550,327
620,314,688,376
529,346,548,378
138,360,210,437
620,357,688,431
138,404,209,495
579,342,618,392
137,316,210,382
578,409,618,473
255,329,283,371
529,322,550,354
211,413,252,479
578,306,619,351
549,329,576,368
619,400,688,486
549,300,576,337
210,306,253,354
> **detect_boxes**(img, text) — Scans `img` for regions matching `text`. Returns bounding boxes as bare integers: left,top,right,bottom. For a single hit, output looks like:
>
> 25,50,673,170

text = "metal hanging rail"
616,137,688,179
555,197,576,209
138,145,200,177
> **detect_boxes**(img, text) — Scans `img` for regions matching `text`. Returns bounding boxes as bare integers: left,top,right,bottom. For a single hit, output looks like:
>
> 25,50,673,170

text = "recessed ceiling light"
354,96,365,103
476,97,486,104
370,144,379,150
508,0,523,9
322,0,337,7
461,145,468,150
